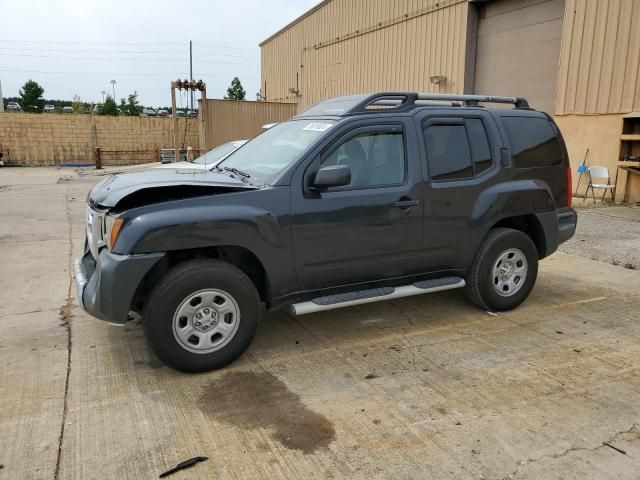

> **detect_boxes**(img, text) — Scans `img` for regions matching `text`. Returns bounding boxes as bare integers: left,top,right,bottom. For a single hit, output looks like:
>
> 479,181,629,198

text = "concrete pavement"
1,167,639,480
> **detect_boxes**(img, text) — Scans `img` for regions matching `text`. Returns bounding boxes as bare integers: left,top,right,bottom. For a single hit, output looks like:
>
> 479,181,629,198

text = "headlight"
104,215,124,250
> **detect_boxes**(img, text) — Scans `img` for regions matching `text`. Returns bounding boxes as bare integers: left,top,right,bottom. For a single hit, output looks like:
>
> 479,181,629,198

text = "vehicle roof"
296,92,536,119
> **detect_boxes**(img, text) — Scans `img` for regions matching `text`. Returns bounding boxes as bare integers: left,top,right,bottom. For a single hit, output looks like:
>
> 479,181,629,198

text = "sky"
0,0,321,107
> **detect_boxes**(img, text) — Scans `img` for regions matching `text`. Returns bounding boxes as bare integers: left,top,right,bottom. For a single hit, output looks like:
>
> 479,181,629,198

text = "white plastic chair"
587,166,615,204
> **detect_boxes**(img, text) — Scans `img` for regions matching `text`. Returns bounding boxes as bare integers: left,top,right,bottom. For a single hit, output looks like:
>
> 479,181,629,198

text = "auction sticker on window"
302,123,333,132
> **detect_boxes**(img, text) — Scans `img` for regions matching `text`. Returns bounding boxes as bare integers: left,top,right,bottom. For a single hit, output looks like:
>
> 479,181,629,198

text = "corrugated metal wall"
260,0,469,110
201,100,296,150
555,0,640,115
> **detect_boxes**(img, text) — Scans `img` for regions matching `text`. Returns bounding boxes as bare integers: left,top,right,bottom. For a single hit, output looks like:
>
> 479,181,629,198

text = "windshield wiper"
224,166,251,178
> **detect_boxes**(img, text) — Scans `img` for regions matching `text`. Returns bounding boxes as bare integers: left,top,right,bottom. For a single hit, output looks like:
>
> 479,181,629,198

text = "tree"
99,95,119,116
225,77,246,100
119,91,143,116
71,95,85,114
19,80,45,113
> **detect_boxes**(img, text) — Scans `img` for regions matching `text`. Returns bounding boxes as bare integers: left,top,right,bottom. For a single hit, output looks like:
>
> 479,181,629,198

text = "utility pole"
189,40,194,113
0,78,4,112
171,79,206,161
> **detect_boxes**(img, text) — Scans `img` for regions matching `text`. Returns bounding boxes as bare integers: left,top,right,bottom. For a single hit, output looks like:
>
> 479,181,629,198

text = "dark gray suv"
75,92,577,372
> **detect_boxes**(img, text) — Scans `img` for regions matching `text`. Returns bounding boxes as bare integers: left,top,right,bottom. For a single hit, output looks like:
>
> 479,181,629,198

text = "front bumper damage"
74,245,164,324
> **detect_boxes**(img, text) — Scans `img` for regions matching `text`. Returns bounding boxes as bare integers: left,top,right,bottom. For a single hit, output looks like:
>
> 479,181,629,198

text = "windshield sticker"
302,122,333,132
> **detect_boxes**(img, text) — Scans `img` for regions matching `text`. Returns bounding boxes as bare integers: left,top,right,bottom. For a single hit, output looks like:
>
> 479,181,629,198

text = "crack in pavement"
502,423,639,479
53,191,74,480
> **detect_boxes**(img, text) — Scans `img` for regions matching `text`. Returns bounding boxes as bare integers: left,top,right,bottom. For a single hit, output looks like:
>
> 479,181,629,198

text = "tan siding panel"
556,0,640,114
260,0,469,110
202,100,296,150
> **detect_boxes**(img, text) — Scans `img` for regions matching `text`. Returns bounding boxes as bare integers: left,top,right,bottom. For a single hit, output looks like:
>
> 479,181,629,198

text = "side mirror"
313,164,351,189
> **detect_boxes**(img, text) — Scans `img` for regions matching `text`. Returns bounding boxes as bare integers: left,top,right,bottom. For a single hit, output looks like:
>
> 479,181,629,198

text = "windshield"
192,142,241,165
218,119,336,184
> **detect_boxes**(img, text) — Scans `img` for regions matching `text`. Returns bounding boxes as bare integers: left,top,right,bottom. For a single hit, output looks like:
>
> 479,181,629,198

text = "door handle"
393,198,420,209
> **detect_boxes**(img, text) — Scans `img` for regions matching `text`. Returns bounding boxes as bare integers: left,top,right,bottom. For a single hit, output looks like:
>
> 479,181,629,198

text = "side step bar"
289,276,465,316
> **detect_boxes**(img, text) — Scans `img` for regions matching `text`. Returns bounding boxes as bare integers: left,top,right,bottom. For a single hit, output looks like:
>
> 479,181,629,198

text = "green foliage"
119,91,143,116
225,77,246,101
19,80,45,112
71,95,86,114
99,96,119,116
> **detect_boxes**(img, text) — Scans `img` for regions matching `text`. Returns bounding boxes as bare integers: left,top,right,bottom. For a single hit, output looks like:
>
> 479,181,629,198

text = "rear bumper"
557,207,577,245
74,247,164,324
534,207,577,258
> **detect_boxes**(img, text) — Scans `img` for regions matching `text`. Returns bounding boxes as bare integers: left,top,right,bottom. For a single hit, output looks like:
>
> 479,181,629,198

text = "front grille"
86,206,106,260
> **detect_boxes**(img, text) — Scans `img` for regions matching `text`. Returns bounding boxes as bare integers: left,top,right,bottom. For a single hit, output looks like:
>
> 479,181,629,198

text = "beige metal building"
260,0,640,201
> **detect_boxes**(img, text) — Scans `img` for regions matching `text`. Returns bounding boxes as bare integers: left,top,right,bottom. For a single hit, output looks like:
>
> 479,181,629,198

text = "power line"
0,69,259,80
0,46,259,59
0,46,259,58
185,42,259,52
0,46,188,55
0,52,258,66
0,39,260,51
0,39,185,46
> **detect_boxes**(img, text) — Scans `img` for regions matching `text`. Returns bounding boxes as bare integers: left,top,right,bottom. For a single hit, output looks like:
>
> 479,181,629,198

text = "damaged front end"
75,168,258,324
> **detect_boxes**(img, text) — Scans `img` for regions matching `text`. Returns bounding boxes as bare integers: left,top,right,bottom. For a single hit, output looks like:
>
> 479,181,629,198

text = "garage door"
473,0,565,114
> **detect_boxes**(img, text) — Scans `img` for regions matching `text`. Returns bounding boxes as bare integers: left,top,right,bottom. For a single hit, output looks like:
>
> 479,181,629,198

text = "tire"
143,259,262,372
465,228,538,312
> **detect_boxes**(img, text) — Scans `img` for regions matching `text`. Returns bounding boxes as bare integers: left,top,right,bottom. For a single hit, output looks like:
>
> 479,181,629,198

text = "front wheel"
465,228,539,311
143,259,261,372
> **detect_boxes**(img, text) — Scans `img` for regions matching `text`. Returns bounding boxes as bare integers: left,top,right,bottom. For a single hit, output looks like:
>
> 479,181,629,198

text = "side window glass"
423,125,473,180
502,117,563,168
321,131,405,188
466,118,492,174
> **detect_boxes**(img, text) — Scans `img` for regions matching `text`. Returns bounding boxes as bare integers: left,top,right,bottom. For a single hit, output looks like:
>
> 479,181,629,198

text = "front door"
291,122,424,291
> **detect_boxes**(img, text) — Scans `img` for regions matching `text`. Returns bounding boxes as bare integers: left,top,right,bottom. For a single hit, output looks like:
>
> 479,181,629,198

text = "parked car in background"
159,147,188,163
157,109,169,117
6,102,21,111
62,106,73,113
43,104,56,113
141,107,157,117
156,140,247,170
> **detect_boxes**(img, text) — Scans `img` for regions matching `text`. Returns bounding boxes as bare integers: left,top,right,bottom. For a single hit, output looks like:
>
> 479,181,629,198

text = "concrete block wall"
0,113,199,166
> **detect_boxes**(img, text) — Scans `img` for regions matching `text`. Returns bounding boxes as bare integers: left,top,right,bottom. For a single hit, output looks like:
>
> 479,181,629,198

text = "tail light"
566,166,572,207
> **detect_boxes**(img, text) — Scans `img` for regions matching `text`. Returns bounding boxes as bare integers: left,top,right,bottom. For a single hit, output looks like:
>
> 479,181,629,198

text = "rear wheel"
143,259,261,372
465,228,538,311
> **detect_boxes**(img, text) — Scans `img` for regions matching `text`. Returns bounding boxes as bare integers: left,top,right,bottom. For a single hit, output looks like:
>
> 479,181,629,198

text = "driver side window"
320,131,405,189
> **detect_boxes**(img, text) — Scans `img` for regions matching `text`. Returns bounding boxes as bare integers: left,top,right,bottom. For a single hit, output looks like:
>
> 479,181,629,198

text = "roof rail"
416,93,530,109
297,92,531,117
345,92,530,114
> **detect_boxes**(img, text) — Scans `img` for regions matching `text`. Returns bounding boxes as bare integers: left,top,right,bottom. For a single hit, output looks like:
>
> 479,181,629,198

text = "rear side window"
423,118,493,181
424,125,473,180
466,119,492,175
502,117,563,168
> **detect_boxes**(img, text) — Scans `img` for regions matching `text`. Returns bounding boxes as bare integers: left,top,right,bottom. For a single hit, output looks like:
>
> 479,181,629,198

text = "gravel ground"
560,206,640,269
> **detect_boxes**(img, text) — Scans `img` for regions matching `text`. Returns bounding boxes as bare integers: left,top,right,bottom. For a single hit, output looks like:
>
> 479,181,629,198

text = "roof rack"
298,92,531,117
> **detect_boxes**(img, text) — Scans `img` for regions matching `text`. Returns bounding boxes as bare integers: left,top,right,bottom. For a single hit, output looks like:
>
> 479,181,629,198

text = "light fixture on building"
430,75,446,85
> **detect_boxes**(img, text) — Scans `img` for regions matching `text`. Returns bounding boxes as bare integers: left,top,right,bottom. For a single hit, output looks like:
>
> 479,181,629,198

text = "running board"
289,276,465,316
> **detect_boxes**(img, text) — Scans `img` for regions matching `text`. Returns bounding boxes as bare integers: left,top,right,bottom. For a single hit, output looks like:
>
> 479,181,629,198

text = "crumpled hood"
154,161,209,170
89,168,256,208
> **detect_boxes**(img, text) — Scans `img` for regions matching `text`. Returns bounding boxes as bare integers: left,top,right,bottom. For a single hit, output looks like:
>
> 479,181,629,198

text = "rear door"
418,111,505,270
290,119,424,291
